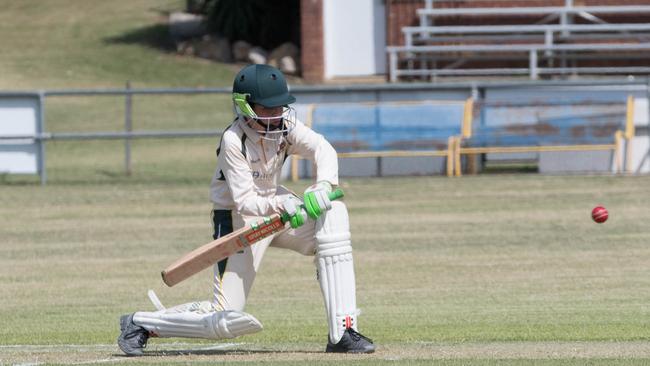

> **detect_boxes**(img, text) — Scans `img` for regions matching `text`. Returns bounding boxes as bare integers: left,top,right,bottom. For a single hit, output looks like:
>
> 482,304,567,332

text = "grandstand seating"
388,0,650,81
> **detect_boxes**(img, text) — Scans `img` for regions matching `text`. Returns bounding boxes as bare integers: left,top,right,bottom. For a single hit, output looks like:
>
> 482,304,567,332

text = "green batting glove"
303,181,333,220
281,196,307,228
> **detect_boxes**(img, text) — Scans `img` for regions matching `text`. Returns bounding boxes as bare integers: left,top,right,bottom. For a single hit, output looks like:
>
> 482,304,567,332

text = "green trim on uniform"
212,210,233,280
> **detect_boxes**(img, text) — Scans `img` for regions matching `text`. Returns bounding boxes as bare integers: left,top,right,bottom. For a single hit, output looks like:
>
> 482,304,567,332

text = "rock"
278,55,299,74
268,42,300,74
169,11,206,40
195,35,232,63
248,47,268,64
176,40,195,55
232,40,252,62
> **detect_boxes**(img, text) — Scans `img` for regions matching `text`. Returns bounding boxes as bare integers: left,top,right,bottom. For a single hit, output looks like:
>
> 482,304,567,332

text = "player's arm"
286,120,339,220
287,120,339,187
219,133,282,216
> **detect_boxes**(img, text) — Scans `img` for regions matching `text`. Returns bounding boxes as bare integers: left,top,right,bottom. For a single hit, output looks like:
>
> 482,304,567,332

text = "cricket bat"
161,188,344,287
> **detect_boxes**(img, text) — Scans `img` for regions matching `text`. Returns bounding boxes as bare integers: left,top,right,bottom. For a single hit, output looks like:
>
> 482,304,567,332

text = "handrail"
387,42,650,81
403,23,650,35
0,130,223,141
416,5,650,17
388,42,650,53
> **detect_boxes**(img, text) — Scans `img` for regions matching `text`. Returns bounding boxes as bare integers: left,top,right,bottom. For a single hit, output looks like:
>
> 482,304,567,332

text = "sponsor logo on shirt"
251,171,273,180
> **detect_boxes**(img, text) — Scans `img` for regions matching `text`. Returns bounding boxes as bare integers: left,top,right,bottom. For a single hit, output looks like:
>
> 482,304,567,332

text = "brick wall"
386,1,424,47
300,0,324,83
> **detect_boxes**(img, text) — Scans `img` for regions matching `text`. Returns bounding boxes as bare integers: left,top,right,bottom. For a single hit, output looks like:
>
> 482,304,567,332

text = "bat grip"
280,188,344,223
328,188,344,201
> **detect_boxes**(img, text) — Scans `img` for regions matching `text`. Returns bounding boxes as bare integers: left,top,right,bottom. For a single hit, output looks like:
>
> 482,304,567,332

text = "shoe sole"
326,346,376,354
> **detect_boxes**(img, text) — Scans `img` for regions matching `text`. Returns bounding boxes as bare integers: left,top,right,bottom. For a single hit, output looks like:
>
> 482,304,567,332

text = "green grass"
1,1,650,365
1,175,649,365
0,0,237,90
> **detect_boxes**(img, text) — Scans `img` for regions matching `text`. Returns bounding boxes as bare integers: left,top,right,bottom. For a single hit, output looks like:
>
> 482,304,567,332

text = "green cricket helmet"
232,64,296,118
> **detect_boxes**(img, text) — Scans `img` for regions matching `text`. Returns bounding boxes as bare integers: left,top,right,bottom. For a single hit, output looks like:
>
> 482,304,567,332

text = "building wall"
323,0,386,79
301,0,324,82
386,0,424,47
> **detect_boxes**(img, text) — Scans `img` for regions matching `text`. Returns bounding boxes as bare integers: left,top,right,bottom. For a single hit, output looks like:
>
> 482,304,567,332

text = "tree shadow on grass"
104,23,176,52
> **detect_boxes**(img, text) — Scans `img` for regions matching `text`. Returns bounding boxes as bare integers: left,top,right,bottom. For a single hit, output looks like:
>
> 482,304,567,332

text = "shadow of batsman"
161,188,344,287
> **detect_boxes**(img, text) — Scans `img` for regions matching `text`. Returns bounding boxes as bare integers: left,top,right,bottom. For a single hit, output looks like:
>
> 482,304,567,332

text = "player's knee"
211,310,263,339
316,201,352,256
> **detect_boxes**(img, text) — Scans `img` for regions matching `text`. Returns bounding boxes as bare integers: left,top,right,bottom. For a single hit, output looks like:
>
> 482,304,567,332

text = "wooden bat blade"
161,214,286,287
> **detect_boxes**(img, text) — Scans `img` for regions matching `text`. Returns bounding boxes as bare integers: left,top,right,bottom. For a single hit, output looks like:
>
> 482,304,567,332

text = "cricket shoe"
117,313,149,356
326,328,376,353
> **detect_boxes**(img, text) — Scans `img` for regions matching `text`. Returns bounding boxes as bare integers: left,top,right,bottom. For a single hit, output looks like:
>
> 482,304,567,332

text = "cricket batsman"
117,64,375,355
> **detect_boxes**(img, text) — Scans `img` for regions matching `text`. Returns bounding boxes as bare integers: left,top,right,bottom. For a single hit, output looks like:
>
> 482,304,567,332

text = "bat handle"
280,188,344,223
328,188,344,201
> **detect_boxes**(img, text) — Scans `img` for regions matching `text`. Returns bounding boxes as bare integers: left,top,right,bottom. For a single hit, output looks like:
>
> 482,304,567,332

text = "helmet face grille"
251,106,297,142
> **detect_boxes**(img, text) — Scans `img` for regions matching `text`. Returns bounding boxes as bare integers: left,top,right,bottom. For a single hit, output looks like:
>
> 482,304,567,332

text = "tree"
203,0,300,50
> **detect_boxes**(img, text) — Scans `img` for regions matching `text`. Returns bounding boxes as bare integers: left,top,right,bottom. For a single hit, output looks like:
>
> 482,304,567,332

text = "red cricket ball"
591,206,608,223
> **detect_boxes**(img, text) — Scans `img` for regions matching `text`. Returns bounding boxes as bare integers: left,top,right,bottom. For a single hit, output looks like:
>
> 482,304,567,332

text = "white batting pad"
133,301,262,339
315,201,359,344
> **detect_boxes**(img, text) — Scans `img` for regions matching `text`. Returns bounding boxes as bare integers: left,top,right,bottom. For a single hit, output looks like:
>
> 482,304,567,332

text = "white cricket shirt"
210,116,339,216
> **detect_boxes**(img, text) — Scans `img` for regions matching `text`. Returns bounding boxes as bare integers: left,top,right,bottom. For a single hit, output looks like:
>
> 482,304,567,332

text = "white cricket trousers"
211,203,319,311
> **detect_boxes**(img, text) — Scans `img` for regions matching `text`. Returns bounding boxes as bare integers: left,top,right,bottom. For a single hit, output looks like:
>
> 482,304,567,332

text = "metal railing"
403,23,650,48
417,5,650,20
388,42,650,82
0,87,232,184
1,80,648,183
392,0,650,81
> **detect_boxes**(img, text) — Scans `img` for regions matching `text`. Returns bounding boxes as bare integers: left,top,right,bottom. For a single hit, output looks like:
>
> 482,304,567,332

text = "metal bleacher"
387,0,650,81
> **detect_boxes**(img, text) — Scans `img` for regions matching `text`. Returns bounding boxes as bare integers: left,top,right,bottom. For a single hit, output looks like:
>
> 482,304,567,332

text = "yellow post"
306,104,315,127
625,95,635,173
461,98,474,138
454,136,462,177
625,95,635,140
461,98,475,173
446,136,455,177
614,130,623,174
290,104,316,182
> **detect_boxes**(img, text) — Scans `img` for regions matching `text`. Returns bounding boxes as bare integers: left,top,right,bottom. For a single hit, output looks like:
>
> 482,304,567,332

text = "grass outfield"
1,1,649,364
1,174,649,365
0,0,235,90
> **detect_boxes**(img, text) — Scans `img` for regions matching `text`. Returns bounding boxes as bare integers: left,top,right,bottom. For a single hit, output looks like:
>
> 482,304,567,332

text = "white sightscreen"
0,96,40,174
